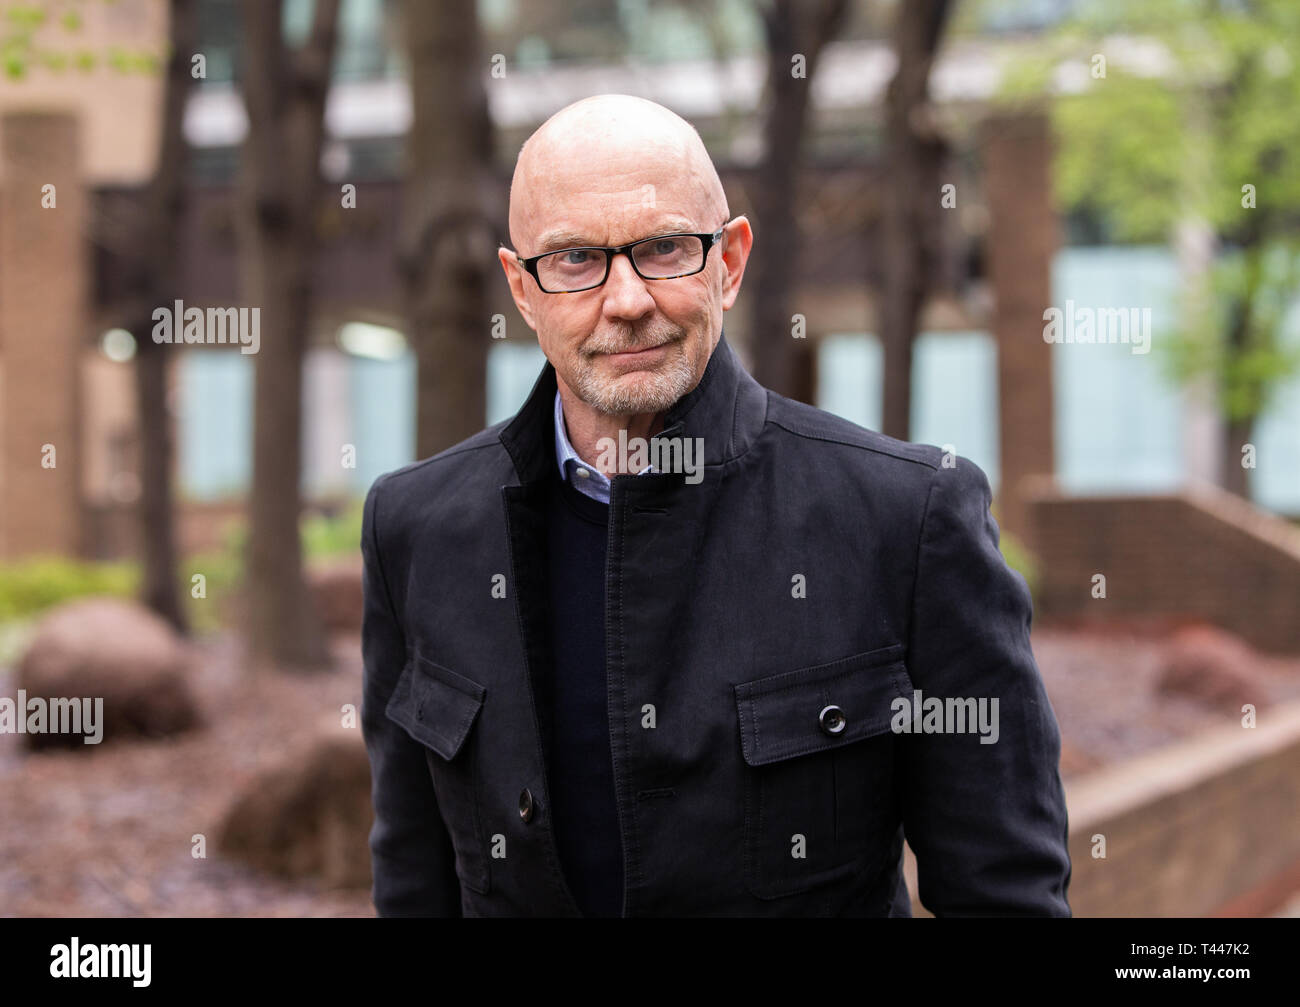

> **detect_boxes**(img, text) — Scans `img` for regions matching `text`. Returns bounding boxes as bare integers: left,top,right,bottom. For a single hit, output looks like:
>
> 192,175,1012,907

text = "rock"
15,597,202,750
308,559,363,635
216,720,372,888
1156,624,1267,713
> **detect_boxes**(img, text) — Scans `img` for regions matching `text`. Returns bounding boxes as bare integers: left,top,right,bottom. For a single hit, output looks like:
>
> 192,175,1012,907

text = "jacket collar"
500,329,767,486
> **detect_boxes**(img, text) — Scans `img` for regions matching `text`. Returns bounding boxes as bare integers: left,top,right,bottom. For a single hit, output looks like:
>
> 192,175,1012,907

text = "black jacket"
360,332,1072,916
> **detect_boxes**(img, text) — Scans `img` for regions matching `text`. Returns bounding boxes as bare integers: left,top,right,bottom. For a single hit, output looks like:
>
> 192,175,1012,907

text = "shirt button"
519,788,535,823
819,704,847,736
574,467,590,479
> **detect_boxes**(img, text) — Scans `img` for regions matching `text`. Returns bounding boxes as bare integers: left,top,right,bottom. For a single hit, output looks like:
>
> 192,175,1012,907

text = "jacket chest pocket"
384,651,490,894
734,644,912,900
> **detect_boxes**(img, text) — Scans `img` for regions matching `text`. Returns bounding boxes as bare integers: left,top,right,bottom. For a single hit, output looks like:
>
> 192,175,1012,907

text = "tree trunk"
749,0,849,401
1218,246,1263,501
237,0,340,671
877,0,951,440
399,0,495,459
133,337,184,627
128,0,197,632
1222,416,1252,498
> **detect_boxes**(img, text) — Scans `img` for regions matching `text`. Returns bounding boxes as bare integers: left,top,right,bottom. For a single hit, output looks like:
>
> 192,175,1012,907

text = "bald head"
497,94,752,428
508,94,729,252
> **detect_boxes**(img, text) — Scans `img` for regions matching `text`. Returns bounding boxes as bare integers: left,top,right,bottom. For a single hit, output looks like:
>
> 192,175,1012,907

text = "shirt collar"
553,389,655,505
502,331,765,487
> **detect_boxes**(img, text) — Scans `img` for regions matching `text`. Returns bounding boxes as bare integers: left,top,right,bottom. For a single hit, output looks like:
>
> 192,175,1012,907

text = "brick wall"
1025,483,1300,655
0,112,86,559
0,0,166,188
1063,698,1300,917
904,698,1300,916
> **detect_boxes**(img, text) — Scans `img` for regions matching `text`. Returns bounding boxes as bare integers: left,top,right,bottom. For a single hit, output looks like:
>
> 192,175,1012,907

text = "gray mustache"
585,332,681,355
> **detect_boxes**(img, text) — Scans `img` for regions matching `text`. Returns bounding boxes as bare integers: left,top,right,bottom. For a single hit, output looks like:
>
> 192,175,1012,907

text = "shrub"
302,503,364,560
998,528,1039,605
0,502,367,637
0,556,139,622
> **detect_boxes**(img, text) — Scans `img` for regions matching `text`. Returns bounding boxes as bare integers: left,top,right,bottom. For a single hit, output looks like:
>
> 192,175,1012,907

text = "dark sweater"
545,468,624,917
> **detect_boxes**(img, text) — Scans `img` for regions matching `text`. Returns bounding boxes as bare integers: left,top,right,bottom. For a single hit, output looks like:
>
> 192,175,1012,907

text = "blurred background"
1,0,1298,917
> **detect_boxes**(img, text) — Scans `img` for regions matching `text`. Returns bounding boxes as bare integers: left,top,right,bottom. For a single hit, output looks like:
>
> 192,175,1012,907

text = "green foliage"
0,556,138,622
302,504,365,559
996,0,1300,433
996,526,1039,605
183,505,364,632
1054,78,1186,243
201,503,364,571
183,519,245,634
0,504,366,637
1042,0,1300,236
1159,242,1300,422
0,619,34,668
4,3,46,30
1,0,161,79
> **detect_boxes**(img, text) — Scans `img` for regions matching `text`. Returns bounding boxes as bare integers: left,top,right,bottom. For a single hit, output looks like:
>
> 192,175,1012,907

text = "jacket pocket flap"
385,653,486,760
734,644,911,767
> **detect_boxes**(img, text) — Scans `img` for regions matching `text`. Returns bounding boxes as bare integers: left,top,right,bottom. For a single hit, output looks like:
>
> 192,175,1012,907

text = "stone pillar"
0,112,86,558
982,113,1058,545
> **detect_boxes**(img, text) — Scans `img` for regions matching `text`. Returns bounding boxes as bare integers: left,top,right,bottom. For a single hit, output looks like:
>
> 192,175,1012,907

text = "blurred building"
2,0,1298,564
0,0,170,558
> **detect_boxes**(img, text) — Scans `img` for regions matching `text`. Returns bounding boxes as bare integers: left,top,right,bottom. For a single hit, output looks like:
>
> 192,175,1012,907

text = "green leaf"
4,4,46,31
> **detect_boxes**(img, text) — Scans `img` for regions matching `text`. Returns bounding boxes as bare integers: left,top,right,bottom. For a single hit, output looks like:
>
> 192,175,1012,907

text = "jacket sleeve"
361,474,464,917
898,456,1072,916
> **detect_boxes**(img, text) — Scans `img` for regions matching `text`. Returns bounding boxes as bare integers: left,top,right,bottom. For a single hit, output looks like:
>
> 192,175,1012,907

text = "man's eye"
649,238,680,255
560,249,593,265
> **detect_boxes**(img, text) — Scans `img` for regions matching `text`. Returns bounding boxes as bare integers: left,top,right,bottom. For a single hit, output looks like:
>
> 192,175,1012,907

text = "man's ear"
497,246,538,332
719,215,753,311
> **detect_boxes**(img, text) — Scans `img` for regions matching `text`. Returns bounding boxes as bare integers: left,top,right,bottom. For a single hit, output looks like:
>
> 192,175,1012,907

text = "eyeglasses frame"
515,223,729,293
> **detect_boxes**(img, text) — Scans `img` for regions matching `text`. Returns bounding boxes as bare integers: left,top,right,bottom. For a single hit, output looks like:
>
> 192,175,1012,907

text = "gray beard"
569,329,699,416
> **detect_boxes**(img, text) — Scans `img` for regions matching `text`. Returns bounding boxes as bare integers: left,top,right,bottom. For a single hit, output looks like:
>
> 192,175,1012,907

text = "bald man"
361,95,1072,918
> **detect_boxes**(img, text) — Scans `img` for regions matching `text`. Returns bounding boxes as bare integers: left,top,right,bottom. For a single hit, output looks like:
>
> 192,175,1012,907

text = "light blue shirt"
553,389,654,505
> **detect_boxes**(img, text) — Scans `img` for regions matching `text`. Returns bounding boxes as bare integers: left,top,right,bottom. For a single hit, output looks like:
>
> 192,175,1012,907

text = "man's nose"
601,250,656,321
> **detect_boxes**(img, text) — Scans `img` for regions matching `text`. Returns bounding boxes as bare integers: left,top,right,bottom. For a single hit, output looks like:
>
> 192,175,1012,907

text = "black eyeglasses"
516,223,728,293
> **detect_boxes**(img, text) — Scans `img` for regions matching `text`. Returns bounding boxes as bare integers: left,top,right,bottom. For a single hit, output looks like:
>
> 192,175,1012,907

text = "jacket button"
519,788,535,823
819,704,847,736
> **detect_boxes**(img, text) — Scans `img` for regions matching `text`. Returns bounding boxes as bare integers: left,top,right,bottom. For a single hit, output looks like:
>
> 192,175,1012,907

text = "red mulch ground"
1033,622,1300,776
0,633,372,917
2,623,1298,917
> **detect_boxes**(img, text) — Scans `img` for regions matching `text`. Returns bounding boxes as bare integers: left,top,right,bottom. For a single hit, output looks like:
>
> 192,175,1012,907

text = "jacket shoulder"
366,420,511,511
764,391,944,472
